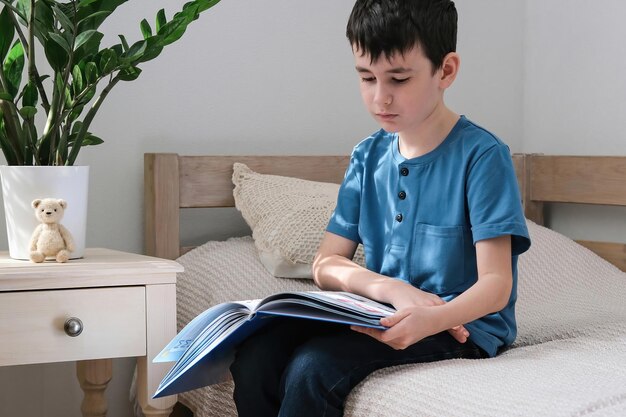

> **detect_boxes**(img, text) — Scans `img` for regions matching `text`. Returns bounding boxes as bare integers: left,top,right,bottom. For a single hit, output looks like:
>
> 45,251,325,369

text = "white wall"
523,0,626,242
0,1,525,416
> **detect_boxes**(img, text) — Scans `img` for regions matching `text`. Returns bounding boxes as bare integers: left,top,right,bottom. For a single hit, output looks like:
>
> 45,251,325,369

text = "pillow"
232,163,365,278
515,219,626,346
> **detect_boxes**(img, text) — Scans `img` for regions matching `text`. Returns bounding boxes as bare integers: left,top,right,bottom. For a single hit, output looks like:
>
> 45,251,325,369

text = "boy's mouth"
376,113,398,121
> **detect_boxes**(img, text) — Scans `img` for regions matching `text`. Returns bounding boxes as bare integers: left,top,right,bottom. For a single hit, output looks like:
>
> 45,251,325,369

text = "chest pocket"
411,224,472,295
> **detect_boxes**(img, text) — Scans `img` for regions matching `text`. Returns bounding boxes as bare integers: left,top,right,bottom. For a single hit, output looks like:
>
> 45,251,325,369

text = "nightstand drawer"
0,287,146,366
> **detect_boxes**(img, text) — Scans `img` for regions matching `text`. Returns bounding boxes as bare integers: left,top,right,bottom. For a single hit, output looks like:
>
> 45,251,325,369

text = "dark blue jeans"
230,318,487,417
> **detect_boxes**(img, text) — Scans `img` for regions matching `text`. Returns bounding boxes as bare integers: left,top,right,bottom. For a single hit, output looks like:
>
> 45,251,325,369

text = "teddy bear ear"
58,199,67,209
32,199,42,209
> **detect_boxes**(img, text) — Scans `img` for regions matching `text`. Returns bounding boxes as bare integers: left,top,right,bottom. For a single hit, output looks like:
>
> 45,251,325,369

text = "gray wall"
2,0,622,416
522,0,626,242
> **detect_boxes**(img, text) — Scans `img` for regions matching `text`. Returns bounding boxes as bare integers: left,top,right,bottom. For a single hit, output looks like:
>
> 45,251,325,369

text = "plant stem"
67,74,120,165
5,2,50,112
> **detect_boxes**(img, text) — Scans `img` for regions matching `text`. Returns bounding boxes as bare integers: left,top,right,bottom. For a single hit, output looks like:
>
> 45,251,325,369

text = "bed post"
513,153,545,225
144,153,181,260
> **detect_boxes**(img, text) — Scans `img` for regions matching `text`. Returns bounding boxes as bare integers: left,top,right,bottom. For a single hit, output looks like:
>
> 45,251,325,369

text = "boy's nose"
374,88,392,107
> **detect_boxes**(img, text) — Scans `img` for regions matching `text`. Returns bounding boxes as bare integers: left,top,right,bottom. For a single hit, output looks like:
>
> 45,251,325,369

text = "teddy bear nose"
46,211,52,215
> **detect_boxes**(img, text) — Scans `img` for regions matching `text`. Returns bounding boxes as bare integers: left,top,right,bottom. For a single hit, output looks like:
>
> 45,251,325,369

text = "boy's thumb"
380,311,408,327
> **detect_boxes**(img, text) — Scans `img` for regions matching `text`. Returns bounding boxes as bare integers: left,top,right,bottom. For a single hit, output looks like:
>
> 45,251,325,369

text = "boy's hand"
352,305,469,350
383,281,470,345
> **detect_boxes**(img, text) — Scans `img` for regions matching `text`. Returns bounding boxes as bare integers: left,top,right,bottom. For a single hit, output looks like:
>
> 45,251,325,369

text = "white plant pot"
0,166,89,260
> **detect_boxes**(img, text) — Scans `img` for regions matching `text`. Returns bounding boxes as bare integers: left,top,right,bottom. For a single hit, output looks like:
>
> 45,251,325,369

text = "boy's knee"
282,343,337,391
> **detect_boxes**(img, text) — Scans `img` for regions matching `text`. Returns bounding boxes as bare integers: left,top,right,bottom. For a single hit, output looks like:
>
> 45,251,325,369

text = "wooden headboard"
144,153,626,271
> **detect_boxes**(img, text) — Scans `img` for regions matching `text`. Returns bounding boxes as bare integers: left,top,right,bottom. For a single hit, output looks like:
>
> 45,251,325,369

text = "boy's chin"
377,123,401,133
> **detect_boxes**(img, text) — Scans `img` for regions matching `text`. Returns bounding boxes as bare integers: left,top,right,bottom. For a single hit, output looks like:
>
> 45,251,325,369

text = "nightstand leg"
136,283,178,417
77,359,113,417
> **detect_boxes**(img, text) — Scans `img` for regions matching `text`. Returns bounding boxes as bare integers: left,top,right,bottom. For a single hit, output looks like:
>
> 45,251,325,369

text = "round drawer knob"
64,317,83,337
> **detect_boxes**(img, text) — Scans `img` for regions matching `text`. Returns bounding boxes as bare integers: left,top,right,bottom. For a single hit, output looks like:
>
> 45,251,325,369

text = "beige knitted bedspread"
174,222,626,417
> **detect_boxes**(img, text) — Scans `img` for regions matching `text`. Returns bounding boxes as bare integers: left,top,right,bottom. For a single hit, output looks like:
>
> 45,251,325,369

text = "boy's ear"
439,52,460,89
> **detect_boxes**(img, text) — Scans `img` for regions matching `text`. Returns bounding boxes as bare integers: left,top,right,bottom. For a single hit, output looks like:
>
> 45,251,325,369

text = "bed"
143,153,626,417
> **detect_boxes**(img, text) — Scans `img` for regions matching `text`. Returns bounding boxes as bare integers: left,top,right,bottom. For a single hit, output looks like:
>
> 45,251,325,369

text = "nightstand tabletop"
0,247,182,291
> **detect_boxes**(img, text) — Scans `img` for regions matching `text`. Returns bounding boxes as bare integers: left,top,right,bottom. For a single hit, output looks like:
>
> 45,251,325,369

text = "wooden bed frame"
144,153,626,272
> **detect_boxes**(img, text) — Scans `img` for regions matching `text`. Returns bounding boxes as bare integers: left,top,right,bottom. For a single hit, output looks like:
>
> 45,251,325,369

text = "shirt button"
395,213,403,222
400,167,409,176
398,191,406,200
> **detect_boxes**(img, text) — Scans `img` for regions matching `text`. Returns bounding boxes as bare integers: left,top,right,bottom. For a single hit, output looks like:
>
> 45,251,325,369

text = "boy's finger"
448,328,467,343
380,310,410,327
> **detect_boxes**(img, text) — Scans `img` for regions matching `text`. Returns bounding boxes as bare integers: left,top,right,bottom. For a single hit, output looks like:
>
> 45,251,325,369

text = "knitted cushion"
232,163,365,278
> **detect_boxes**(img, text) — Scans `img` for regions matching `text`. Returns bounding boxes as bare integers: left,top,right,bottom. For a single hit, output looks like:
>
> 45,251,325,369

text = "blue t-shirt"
327,116,531,357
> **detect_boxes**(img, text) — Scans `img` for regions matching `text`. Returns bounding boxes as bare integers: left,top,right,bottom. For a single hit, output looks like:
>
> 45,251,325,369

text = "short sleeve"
467,144,530,255
326,152,362,243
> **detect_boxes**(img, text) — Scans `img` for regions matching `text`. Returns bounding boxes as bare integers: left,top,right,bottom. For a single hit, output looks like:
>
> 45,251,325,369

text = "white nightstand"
0,248,182,417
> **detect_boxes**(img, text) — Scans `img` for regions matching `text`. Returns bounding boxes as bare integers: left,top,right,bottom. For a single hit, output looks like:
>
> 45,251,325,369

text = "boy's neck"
397,106,460,160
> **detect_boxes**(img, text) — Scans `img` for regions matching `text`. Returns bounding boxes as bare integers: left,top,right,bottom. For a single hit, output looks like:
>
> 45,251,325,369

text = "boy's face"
353,46,445,135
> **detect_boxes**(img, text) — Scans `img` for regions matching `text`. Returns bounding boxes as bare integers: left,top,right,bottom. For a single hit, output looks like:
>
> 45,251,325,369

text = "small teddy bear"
29,198,75,263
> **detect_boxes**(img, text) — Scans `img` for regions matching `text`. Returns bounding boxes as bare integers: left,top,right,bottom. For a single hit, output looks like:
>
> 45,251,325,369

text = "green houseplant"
0,0,221,260
0,0,221,166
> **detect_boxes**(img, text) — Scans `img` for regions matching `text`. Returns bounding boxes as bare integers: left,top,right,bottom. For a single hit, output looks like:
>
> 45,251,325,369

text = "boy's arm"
313,231,470,343
352,235,512,350
313,232,436,304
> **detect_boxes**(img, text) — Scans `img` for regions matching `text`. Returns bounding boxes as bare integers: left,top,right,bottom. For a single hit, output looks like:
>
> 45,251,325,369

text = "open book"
152,290,395,398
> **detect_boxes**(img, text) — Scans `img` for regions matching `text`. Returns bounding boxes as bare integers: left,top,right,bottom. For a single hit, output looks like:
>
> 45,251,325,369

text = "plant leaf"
71,121,83,134
80,85,96,103
118,34,129,52
77,0,101,8
72,65,84,96
3,41,25,98
31,1,55,46
73,30,103,63
0,114,20,165
123,40,147,63
52,4,74,35
84,61,98,84
118,66,141,81
22,81,38,107
19,106,37,119
82,134,103,146
157,18,189,47
75,0,128,30
68,104,83,122
196,0,222,13
134,36,163,64
16,0,30,25
140,18,152,40
0,92,13,101
49,32,71,53
44,33,69,71
0,6,16,62
77,10,110,26
74,29,98,51
156,8,166,33
99,48,117,73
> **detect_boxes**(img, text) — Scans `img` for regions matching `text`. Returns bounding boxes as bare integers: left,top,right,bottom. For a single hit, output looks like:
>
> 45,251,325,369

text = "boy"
230,1,531,416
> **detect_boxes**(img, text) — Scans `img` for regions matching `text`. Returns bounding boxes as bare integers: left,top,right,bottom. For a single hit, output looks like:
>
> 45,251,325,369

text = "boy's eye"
360,77,375,83
393,78,410,84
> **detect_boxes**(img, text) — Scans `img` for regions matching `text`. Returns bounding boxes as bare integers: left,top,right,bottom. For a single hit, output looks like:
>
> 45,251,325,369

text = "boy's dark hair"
346,0,457,72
